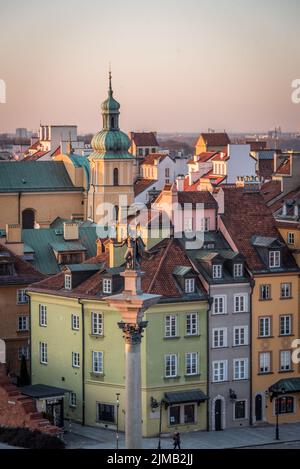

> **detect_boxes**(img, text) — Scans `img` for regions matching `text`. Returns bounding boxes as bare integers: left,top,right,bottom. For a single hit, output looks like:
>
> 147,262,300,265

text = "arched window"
111,117,115,129
22,209,35,229
113,205,119,223
113,168,119,186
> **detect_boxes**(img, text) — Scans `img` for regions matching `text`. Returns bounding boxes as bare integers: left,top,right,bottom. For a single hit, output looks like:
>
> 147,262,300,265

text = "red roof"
269,186,300,213
24,151,50,161
211,152,228,161
0,243,45,286
51,146,61,157
134,178,156,196
221,188,296,271
141,153,167,166
177,191,217,207
200,132,230,147
130,132,158,147
275,158,290,175
183,176,200,191
261,180,282,204
247,141,267,151
257,159,274,180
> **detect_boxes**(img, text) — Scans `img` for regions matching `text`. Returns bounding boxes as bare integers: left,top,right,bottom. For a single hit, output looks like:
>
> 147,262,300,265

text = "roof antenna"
108,62,112,95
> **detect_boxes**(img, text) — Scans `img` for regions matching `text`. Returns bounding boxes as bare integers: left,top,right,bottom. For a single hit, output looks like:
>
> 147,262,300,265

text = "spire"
108,63,113,97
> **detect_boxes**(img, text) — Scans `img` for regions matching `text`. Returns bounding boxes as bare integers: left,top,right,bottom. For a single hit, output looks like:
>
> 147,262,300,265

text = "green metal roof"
172,265,192,277
164,390,208,405
269,378,300,394
50,242,87,252
0,161,83,192
22,227,98,275
90,130,132,159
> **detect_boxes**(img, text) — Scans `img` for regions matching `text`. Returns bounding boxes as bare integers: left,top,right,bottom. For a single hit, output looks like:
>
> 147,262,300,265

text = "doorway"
215,398,223,431
255,394,263,422
22,209,35,229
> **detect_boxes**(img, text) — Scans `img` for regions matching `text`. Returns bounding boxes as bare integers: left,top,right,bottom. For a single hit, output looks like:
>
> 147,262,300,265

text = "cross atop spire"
108,63,112,96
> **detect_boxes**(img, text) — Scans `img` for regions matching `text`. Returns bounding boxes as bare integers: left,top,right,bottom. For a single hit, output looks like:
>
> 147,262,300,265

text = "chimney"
5,224,24,256
63,222,79,241
176,176,185,191
282,202,287,216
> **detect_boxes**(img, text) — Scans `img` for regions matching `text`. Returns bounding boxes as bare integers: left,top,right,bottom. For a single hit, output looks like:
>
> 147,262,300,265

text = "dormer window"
269,250,280,268
213,264,222,279
233,263,243,278
65,274,72,290
185,278,195,293
103,278,112,294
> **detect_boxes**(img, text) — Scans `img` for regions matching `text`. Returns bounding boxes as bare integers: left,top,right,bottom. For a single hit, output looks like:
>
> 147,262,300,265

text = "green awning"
164,389,208,406
269,378,300,394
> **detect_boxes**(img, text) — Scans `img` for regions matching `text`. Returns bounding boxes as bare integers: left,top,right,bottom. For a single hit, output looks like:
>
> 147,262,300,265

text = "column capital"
118,321,148,345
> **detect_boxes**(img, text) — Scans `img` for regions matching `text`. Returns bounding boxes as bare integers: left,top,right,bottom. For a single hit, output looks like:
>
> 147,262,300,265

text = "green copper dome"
89,72,133,160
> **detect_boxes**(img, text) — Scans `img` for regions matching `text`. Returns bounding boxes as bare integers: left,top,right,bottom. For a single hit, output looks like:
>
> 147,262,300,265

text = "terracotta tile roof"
134,178,156,196
141,153,167,166
261,180,282,203
183,176,200,191
28,239,206,301
271,186,300,213
177,191,217,207
275,158,291,175
51,146,61,157
130,132,158,147
200,133,230,147
0,243,45,286
247,141,267,151
211,152,228,161
221,188,297,271
200,170,226,185
27,141,40,151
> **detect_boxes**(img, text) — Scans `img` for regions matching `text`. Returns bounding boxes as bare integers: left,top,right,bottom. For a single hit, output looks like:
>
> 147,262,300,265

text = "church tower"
88,72,134,228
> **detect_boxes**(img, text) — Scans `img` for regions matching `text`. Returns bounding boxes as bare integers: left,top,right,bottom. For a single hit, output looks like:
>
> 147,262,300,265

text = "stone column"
118,322,147,449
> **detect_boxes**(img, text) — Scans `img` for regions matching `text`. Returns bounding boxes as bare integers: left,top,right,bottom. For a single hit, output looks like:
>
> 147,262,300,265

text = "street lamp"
269,386,285,440
150,397,164,449
116,393,120,449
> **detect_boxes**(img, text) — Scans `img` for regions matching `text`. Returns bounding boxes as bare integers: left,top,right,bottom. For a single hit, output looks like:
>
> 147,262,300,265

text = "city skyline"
0,0,300,134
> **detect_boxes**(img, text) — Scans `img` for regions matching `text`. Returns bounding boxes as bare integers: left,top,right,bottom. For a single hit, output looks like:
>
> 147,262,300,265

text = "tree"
19,355,30,386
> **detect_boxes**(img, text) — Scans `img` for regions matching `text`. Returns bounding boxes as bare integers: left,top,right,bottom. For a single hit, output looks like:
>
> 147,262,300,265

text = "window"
103,278,112,294
234,400,246,420
151,147,156,153
17,289,28,304
259,352,271,373
185,278,195,293
212,328,227,348
72,314,79,331
39,342,47,364
18,346,29,360
280,350,292,371
234,359,248,380
212,264,222,279
259,317,271,337
92,312,103,335
165,167,170,181
260,284,271,300
72,352,80,368
165,315,177,338
234,326,248,346
145,148,149,156
39,305,47,327
269,250,280,268
212,296,226,314
92,351,103,374
185,352,198,375
138,148,143,157
70,393,77,407
212,360,227,382
280,315,292,336
97,403,115,423
234,294,247,313
233,263,243,277
169,404,196,425
165,354,177,378
276,396,294,414
281,283,291,298
64,274,72,290
287,232,295,245
18,316,28,331
201,217,210,232
113,168,119,186
186,313,198,336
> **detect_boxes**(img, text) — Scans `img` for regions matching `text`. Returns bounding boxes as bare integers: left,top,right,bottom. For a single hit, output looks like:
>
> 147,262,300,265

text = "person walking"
173,431,181,450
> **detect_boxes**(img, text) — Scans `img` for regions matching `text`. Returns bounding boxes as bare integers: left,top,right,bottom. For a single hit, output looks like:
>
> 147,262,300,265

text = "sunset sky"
0,0,299,134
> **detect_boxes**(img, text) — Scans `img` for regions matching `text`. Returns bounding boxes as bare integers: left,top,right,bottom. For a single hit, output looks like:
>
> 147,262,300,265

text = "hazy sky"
0,0,299,134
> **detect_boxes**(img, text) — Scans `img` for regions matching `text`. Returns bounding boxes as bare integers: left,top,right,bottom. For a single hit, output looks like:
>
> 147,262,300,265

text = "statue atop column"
123,231,144,270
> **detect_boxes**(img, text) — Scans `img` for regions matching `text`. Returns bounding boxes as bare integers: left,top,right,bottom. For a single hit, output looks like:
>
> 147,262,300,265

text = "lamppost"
116,393,120,449
269,386,286,440
150,397,164,449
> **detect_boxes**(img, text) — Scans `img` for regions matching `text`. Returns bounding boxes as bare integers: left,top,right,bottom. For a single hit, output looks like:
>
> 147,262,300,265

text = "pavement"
63,421,300,449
